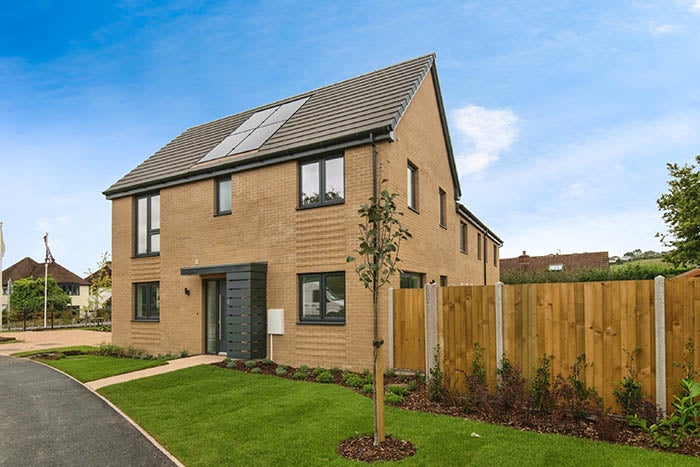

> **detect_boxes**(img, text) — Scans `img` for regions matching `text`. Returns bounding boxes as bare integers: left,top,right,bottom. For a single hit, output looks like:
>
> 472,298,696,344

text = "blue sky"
1,0,700,275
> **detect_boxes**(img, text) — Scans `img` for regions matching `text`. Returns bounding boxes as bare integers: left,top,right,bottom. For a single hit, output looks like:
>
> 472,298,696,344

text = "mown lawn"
99,366,699,466
38,354,167,382
11,346,99,357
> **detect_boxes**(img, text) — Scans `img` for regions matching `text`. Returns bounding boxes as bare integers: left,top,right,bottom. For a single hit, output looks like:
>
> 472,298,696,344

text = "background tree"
347,188,411,445
9,277,70,315
85,251,112,321
657,155,700,266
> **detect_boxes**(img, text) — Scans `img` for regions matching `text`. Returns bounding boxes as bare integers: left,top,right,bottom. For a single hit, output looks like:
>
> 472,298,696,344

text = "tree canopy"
657,155,700,267
9,276,71,313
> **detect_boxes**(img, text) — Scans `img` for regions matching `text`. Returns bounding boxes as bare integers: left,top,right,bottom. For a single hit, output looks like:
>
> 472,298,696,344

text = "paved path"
0,356,176,467
87,354,224,390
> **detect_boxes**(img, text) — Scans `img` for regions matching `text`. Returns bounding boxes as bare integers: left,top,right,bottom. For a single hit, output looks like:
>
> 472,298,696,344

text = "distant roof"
500,251,610,274
104,53,461,200
675,267,700,279
2,257,89,286
84,262,112,283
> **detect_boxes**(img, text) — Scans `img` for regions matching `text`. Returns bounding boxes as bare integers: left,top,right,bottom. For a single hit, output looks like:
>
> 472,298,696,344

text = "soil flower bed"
215,359,700,461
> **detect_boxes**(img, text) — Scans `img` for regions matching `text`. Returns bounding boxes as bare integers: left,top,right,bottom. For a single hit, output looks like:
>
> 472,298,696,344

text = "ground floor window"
135,282,160,321
299,272,345,323
400,272,424,289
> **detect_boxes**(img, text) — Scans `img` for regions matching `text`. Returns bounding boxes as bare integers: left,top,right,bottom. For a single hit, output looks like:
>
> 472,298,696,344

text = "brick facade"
111,70,500,370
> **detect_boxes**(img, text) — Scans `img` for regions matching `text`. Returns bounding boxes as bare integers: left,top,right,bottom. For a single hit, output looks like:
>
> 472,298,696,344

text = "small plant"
673,339,698,382
223,357,232,364
428,346,444,402
407,379,418,392
226,360,236,369
385,367,396,378
299,364,310,372
250,367,262,374
362,369,373,384
552,354,602,420
385,392,404,405
261,358,274,365
614,348,645,416
494,354,525,415
179,349,189,358
312,366,326,377
343,372,365,388
275,365,287,376
292,371,307,380
387,385,409,397
531,354,555,413
463,343,489,413
244,360,257,368
315,370,334,383
362,383,374,394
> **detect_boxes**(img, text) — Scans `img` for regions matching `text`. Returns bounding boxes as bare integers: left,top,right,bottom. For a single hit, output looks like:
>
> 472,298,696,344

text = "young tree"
347,189,411,445
657,155,700,266
10,277,70,314
85,252,112,321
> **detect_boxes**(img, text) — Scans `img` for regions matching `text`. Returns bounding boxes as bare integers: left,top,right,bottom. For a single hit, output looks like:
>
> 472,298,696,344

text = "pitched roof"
2,257,90,286
500,251,610,274
104,53,460,199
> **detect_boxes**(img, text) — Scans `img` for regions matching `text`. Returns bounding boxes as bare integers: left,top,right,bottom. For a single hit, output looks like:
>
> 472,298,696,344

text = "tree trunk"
373,342,386,445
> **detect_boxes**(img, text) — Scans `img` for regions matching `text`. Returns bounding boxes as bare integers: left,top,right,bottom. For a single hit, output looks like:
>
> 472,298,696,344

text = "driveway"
0,356,176,467
0,329,110,356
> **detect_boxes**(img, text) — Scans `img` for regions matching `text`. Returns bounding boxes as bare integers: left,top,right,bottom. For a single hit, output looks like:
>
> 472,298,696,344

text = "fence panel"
393,288,425,371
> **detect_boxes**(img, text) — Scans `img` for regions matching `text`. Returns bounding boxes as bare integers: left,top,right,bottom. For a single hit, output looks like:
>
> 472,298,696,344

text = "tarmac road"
0,356,176,467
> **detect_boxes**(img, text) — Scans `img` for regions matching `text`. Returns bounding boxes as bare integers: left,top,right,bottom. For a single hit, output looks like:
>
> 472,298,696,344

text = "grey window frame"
439,275,448,287
298,272,346,324
215,177,232,216
134,282,160,321
460,221,467,253
493,244,498,267
135,192,160,256
400,271,424,289
407,161,418,212
477,233,482,260
439,188,447,228
298,154,345,208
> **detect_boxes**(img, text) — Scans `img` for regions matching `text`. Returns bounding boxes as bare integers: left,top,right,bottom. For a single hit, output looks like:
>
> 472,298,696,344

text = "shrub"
343,372,365,388
385,367,396,378
311,366,325,377
407,379,419,392
315,370,334,383
552,354,602,420
299,365,310,372
614,348,646,416
292,371,307,380
463,343,490,413
261,359,274,365
244,360,257,368
428,346,444,402
275,365,287,376
250,367,262,374
179,349,189,358
362,383,374,394
494,354,525,414
226,360,236,369
362,369,373,384
223,357,232,365
531,354,555,413
387,385,409,397
385,392,404,405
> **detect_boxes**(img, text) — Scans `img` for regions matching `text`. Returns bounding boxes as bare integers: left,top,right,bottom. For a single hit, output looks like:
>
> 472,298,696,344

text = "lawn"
11,345,99,357
38,354,167,382
99,366,699,466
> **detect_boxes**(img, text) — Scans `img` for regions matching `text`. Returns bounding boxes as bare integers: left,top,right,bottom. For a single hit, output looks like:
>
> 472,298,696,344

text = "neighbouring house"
500,250,610,276
676,267,700,279
84,262,112,318
1,257,90,311
103,53,503,369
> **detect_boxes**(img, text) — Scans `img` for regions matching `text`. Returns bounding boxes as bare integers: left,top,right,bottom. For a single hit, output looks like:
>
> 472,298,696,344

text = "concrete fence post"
425,284,438,374
654,275,667,414
495,282,504,374
388,287,394,370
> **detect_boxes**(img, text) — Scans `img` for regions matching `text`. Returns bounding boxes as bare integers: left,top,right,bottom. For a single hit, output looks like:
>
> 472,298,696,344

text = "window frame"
215,177,232,216
477,233,482,260
400,271,424,289
407,161,418,212
439,188,446,228
298,272,346,324
134,282,160,322
439,275,448,287
493,244,498,267
135,192,160,256
298,154,345,208
460,221,468,253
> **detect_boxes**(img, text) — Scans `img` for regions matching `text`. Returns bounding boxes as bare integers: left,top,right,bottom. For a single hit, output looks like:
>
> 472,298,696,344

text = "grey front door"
205,279,226,355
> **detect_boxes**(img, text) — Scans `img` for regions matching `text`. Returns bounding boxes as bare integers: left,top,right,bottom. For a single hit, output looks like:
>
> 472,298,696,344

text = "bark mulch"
337,435,416,463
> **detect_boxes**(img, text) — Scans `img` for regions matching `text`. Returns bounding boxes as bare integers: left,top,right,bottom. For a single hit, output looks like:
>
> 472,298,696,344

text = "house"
84,262,112,318
1,257,90,311
500,250,610,275
103,53,503,369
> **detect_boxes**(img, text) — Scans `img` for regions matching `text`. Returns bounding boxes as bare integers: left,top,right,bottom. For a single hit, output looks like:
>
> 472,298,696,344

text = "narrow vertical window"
216,178,232,215
460,222,467,253
484,238,488,263
407,162,418,210
439,188,446,227
494,244,498,267
439,275,447,287
477,233,482,260
135,193,160,255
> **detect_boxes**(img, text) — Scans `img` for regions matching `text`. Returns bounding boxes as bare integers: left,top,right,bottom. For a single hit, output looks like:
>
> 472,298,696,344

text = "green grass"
0,338,18,345
10,345,100,357
39,354,167,382
99,366,699,466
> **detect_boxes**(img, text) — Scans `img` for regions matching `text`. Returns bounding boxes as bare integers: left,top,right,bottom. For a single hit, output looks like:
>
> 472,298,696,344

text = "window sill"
439,224,447,230
132,319,160,323
407,206,420,214
460,250,468,255
214,211,232,217
296,200,345,210
296,320,346,326
133,253,160,259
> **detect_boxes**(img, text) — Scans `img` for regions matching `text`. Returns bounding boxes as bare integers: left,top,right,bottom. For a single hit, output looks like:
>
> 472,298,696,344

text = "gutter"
456,203,503,246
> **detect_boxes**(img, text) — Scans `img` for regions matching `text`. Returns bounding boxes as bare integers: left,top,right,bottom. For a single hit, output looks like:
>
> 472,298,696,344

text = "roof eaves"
457,203,503,245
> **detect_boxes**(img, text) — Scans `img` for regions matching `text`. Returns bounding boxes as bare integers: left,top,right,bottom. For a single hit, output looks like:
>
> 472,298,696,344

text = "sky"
1,0,700,275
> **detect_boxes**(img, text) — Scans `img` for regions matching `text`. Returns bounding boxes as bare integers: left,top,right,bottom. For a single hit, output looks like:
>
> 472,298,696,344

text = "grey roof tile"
104,53,437,197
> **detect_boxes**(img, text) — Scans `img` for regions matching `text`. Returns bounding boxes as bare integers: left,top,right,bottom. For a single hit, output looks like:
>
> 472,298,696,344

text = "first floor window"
135,282,160,321
477,233,482,260
299,272,345,323
299,155,344,207
407,162,418,210
136,193,160,255
216,177,232,215
439,188,446,227
493,244,498,266
400,271,424,289
440,275,448,287
460,221,467,253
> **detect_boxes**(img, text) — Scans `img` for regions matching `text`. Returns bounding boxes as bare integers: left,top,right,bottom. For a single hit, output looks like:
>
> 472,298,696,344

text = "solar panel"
198,96,309,163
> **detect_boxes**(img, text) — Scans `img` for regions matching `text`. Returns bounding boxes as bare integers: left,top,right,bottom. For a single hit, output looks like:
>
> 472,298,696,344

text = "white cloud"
652,24,681,35
692,1,700,14
450,105,520,175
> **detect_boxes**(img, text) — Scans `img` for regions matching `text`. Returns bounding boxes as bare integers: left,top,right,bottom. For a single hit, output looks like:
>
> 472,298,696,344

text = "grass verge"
99,366,698,466
11,346,100,357
39,354,167,382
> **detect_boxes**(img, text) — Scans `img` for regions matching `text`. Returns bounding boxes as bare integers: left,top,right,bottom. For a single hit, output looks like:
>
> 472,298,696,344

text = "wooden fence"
390,277,700,413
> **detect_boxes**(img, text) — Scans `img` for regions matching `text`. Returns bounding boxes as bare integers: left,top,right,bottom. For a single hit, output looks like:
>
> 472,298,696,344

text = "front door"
205,279,227,355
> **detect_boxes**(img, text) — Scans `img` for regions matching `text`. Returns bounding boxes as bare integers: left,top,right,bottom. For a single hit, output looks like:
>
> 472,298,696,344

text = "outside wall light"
184,288,190,296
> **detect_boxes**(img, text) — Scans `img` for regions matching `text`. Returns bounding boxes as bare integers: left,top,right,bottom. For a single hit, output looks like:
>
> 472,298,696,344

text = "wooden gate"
392,288,425,371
